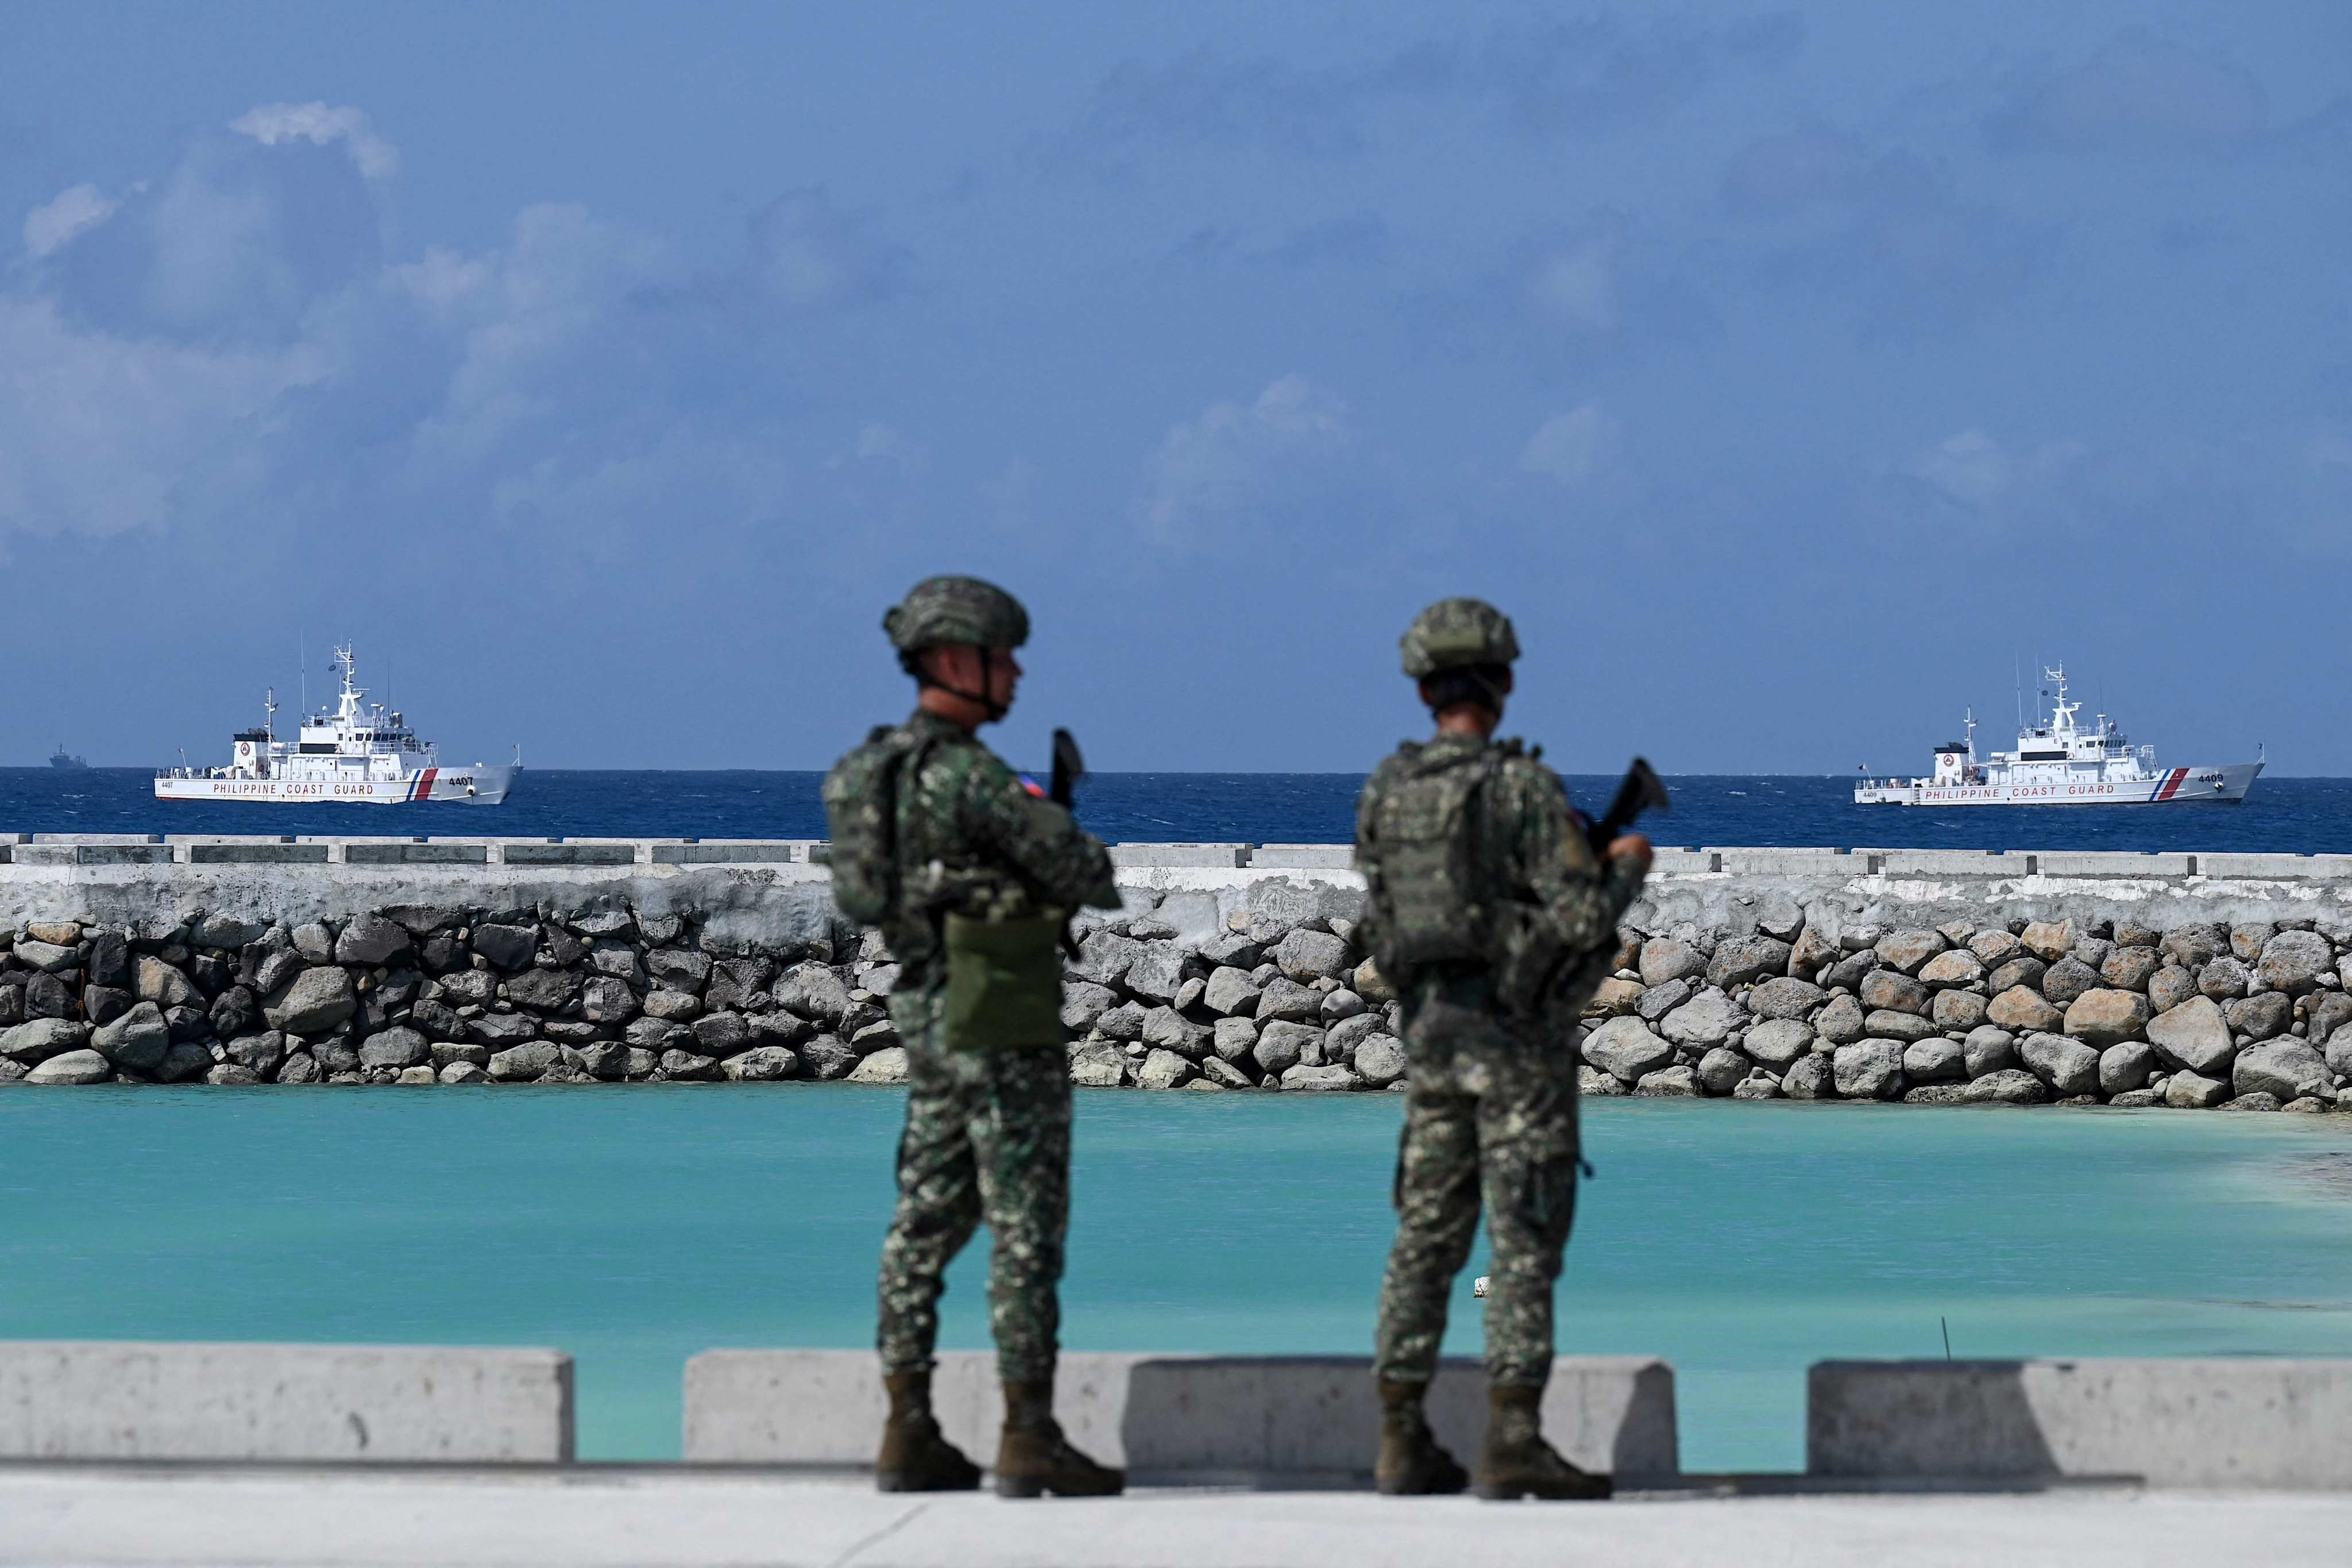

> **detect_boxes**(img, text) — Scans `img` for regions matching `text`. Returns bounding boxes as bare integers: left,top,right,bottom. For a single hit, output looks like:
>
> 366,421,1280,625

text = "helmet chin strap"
921,648,1010,722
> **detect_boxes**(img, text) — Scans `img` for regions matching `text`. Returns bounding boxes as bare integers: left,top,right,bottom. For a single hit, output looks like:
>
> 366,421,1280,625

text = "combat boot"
1475,1384,1612,1501
994,1380,1125,1498
874,1370,980,1493
1375,1378,1468,1496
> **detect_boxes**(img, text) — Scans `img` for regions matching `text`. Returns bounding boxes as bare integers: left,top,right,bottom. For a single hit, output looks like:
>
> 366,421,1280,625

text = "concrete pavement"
3,1467,2346,1568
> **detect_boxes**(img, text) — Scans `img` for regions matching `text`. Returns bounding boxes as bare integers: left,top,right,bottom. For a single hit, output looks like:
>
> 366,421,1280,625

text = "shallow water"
3,1089,2347,1470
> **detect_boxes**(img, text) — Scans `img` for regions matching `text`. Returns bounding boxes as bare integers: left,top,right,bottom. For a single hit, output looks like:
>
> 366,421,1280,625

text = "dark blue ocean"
6,768,2350,852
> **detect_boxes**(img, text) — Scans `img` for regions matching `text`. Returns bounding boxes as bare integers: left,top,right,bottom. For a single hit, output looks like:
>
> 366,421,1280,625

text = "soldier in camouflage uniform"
1354,598,1651,1501
822,576,1126,1499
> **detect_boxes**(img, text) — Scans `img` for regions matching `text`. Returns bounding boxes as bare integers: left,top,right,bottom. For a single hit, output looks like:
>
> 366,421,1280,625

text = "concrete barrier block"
683,1351,1676,1480
652,841,810,864
1874,849,2007,876
1248,844,1354,870
1647,849,1717,875
185,843,333,864
1717,848,1851,877
10,845,175,866
500,843,636,866
0,1341,573,1462
1108,844,1252,868
31,834,164,845
344,842,488,864
1809,1359,2352,1489
2034,852,2195,877
2197,853,2352,880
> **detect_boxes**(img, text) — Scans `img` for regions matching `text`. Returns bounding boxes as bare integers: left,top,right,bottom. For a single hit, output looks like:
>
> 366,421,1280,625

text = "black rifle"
1050,728,1086,959
1585,756,1670,858
1049,728,1084,810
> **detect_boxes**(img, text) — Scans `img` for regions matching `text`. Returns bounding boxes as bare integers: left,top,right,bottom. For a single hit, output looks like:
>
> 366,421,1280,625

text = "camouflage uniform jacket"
1354,733,1645,1071
876,710,1121,1004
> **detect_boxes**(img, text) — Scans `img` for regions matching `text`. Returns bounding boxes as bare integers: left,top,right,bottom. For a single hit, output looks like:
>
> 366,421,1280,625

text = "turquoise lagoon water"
3,1088,2349,1472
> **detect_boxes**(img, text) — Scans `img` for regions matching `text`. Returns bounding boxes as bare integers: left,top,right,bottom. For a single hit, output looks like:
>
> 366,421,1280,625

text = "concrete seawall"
682,1350,1677,1481
2,836,2347,1105
4,1340,2345,1491
0,1342,573,1462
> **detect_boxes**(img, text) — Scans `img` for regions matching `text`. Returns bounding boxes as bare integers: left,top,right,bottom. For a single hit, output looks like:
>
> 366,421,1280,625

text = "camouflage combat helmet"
884,576,1030,655
1399,598,1520,678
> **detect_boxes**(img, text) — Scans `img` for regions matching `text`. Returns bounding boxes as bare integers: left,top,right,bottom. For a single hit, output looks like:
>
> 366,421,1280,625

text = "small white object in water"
1473,1276,1489,1297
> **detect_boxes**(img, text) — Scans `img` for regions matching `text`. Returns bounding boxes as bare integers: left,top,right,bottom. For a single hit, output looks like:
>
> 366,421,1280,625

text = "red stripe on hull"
412,767,439,801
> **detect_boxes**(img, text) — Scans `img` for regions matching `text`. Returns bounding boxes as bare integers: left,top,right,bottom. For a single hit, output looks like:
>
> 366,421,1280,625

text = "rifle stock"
1050,728,1086,959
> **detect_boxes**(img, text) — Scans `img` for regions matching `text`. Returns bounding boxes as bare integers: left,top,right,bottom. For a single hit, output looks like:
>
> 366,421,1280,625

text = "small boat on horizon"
49,743,87,770
1856,666,2261,808
154,646,518,805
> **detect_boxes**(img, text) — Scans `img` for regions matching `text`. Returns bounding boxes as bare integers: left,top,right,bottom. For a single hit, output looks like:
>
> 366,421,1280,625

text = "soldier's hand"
1606,833,1653,876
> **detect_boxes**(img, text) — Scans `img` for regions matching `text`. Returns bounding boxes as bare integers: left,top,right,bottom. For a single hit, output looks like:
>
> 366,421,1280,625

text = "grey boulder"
1962,1025,2018,1078
1581,1017,1674,1084
264,967,357,1036
2145,997,2237,1075
2256,930,2333,995
25,1048,110,1085
1831,1040,1905,1100
1660,988,1741,1048
2061,989,2152,1048
1960,1069,2048,1105
1253,1020,1323,1076
2233,1040,2331,1103
1635,1064,1701,1096
487,1041,561,1081
1743,1017,1814,1067
90,1002,170,1073
2098,1041,2155,1097
1273,928,1353,984
2019,1032,2100,1098
1745,977,1825,1021
1902,1036,1967,1084
334,915,414,967
1695,1048,1749,1095
723,1046,799,1082
357,1028,431,1070
2165,1071,2229,1109
1353,1033,1407,1087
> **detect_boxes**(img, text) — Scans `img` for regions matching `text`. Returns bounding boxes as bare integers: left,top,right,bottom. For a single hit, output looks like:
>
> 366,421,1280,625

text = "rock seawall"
1,836,2347,1109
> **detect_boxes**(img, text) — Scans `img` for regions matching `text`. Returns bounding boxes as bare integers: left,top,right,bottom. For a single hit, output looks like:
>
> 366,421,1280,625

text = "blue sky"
2,2,2345,773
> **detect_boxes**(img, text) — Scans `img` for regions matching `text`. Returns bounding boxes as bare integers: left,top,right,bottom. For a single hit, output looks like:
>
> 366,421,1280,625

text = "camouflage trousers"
875,990,1072,1385
1373,988,1581,1389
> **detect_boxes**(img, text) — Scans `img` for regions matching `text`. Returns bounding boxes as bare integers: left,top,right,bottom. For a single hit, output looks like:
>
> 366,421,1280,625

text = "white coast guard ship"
1855,667,2261,807
154,647,517,805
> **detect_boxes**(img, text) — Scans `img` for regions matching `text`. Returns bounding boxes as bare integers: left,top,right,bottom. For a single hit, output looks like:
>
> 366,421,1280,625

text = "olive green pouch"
943,913,1064,1051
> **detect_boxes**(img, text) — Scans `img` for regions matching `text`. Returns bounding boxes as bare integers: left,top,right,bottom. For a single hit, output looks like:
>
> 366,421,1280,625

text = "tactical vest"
1366,741,1511,972
824,728,1063,1050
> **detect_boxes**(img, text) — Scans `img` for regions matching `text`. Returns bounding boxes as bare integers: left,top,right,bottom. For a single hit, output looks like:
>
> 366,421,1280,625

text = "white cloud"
0,296,326,538
23,184,118,258
1519,402,1619,486
1903,429,2012,506
853,423,916,462
1137,373,1353,536
744,190,906,309
230,102,399,179
1525,239,1617,332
